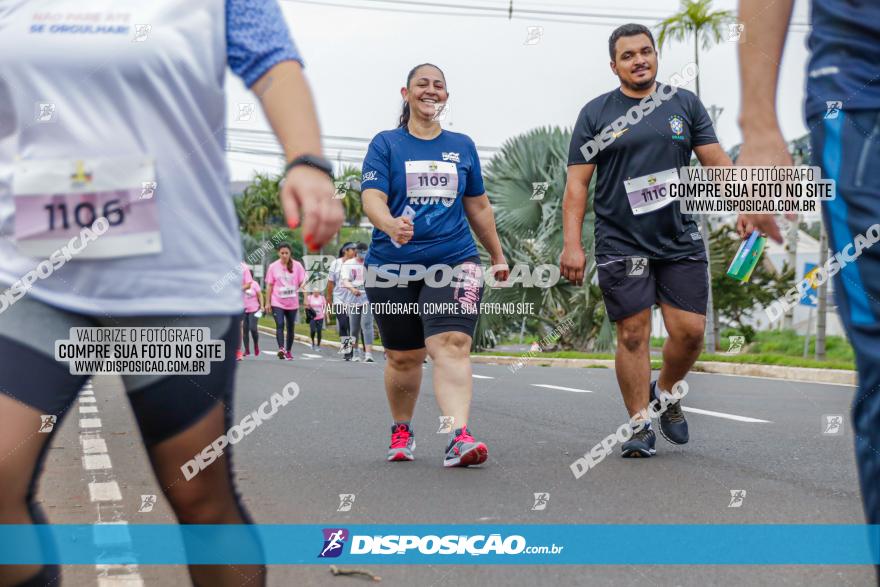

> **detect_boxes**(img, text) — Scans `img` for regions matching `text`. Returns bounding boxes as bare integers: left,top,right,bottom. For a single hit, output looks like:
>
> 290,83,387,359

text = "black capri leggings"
242,311,260,352
272,307,297,351
309,318,324,345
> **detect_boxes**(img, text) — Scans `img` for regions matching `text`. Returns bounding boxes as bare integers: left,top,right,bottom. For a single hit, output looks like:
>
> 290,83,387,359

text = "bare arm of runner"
264,283,273,313
362,188,414,245
463,194,509,283
255,61,344,248
734,0,795,244
560,164,594,285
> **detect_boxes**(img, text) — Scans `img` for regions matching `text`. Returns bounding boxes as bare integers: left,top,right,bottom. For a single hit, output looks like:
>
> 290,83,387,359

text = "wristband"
283,154,334,180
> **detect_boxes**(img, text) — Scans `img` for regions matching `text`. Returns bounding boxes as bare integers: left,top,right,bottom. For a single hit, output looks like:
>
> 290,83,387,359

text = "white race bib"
405,160,458,204
623,168,680,216
12,156,162,259
278,286,297,298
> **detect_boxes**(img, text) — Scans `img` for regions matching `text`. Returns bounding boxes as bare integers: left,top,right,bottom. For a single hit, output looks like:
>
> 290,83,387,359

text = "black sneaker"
651,380,689,445
621,424,656,458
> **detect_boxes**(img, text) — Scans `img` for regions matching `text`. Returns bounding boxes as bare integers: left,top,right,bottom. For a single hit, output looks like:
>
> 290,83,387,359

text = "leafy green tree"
708,224,793,342
334,165,365,227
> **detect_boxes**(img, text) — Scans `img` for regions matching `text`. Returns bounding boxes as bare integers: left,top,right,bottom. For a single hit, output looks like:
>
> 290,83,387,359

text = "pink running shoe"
443,425,488,468
285,350,293,360
387,423,415,462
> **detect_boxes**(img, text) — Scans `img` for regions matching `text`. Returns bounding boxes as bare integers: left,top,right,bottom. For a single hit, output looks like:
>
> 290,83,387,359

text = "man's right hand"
560,244,587,285
385,216,414,245
735,128,792,244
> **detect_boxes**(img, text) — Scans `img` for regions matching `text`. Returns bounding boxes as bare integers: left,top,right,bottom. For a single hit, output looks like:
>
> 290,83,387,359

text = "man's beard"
621,70,656,91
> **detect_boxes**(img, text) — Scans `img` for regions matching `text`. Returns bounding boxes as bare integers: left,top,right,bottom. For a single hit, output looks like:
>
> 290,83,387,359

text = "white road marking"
81,437,108,454
79,396,97,403
80,418,102,428
531,384,593,393
472,374,494,379
681,406,771,423
79,405,99,414
98,577,144,587
303,353,322,359
80,389,94,396
88,481,122,502
83,454,112,470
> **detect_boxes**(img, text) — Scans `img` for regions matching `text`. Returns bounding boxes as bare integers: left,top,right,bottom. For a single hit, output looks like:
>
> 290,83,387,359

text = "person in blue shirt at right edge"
735,0,880,580
360,63,509,468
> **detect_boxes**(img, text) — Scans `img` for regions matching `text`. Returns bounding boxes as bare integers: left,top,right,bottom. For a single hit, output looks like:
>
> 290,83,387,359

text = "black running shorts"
596,255,708,321
0,296,238,447
365,258,483,351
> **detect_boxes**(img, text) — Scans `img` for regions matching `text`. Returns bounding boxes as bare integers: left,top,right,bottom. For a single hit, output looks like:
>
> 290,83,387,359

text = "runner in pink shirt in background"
305,289,327,351
241,263,263,359
263,242,305,360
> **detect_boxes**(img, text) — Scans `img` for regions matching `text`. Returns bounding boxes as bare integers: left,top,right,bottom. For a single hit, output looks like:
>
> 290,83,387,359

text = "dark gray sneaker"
621,425,656,458
651,380,689,445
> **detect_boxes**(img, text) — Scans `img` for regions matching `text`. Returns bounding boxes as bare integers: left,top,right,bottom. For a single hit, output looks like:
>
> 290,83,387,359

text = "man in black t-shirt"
560,23,733,458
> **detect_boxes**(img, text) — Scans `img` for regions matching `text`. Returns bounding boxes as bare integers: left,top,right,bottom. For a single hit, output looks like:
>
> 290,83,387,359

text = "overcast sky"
225,0,813,181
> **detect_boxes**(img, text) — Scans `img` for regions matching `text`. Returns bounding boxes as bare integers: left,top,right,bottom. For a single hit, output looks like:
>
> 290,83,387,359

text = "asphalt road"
37,339,874,587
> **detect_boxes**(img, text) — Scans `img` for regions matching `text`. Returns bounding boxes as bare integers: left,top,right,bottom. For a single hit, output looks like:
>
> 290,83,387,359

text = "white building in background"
757,229,844,336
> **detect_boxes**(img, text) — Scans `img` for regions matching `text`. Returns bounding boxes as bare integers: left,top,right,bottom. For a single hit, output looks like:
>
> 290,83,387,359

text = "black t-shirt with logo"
567,83,718,259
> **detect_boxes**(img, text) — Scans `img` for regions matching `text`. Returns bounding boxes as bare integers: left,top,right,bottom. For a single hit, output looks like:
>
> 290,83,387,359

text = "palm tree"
475,127,611,352
656,0,734,98
656,0,734,352
235,172,283,235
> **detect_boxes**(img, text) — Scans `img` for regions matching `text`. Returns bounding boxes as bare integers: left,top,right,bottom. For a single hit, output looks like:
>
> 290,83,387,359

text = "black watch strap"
283,154,334,180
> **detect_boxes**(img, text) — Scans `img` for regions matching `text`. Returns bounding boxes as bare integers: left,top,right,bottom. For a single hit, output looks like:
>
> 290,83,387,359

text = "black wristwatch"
283,154,334,180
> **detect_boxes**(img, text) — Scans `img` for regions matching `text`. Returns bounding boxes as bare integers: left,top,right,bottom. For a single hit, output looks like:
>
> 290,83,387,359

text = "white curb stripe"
80,418,102,428
79,405,99,414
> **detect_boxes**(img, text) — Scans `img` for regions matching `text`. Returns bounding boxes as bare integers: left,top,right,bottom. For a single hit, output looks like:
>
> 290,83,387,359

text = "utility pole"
815,221,828,360
782,215,799,330
701,104,724,353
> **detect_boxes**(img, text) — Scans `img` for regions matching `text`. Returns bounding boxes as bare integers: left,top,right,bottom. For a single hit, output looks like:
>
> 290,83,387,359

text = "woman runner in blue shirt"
361,63,508,468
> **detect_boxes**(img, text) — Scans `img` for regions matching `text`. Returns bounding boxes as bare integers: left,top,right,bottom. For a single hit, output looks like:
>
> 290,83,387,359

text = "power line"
281,0,810,29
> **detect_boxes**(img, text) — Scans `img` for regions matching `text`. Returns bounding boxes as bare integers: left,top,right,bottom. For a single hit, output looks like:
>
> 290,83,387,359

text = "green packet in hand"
727,230,767,282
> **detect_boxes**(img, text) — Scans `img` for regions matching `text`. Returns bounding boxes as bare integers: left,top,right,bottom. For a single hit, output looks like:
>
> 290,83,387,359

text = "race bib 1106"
12,156,162,259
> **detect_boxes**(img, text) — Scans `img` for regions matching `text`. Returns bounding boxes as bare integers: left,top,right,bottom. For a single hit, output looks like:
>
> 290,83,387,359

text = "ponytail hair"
398,63,446,129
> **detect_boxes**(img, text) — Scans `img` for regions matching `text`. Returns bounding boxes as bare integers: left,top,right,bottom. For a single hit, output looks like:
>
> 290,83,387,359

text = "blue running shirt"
361,127,485,268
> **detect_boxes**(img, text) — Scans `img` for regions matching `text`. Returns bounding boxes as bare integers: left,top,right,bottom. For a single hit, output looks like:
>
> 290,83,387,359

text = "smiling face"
401,65,448,124
610,33,658,92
